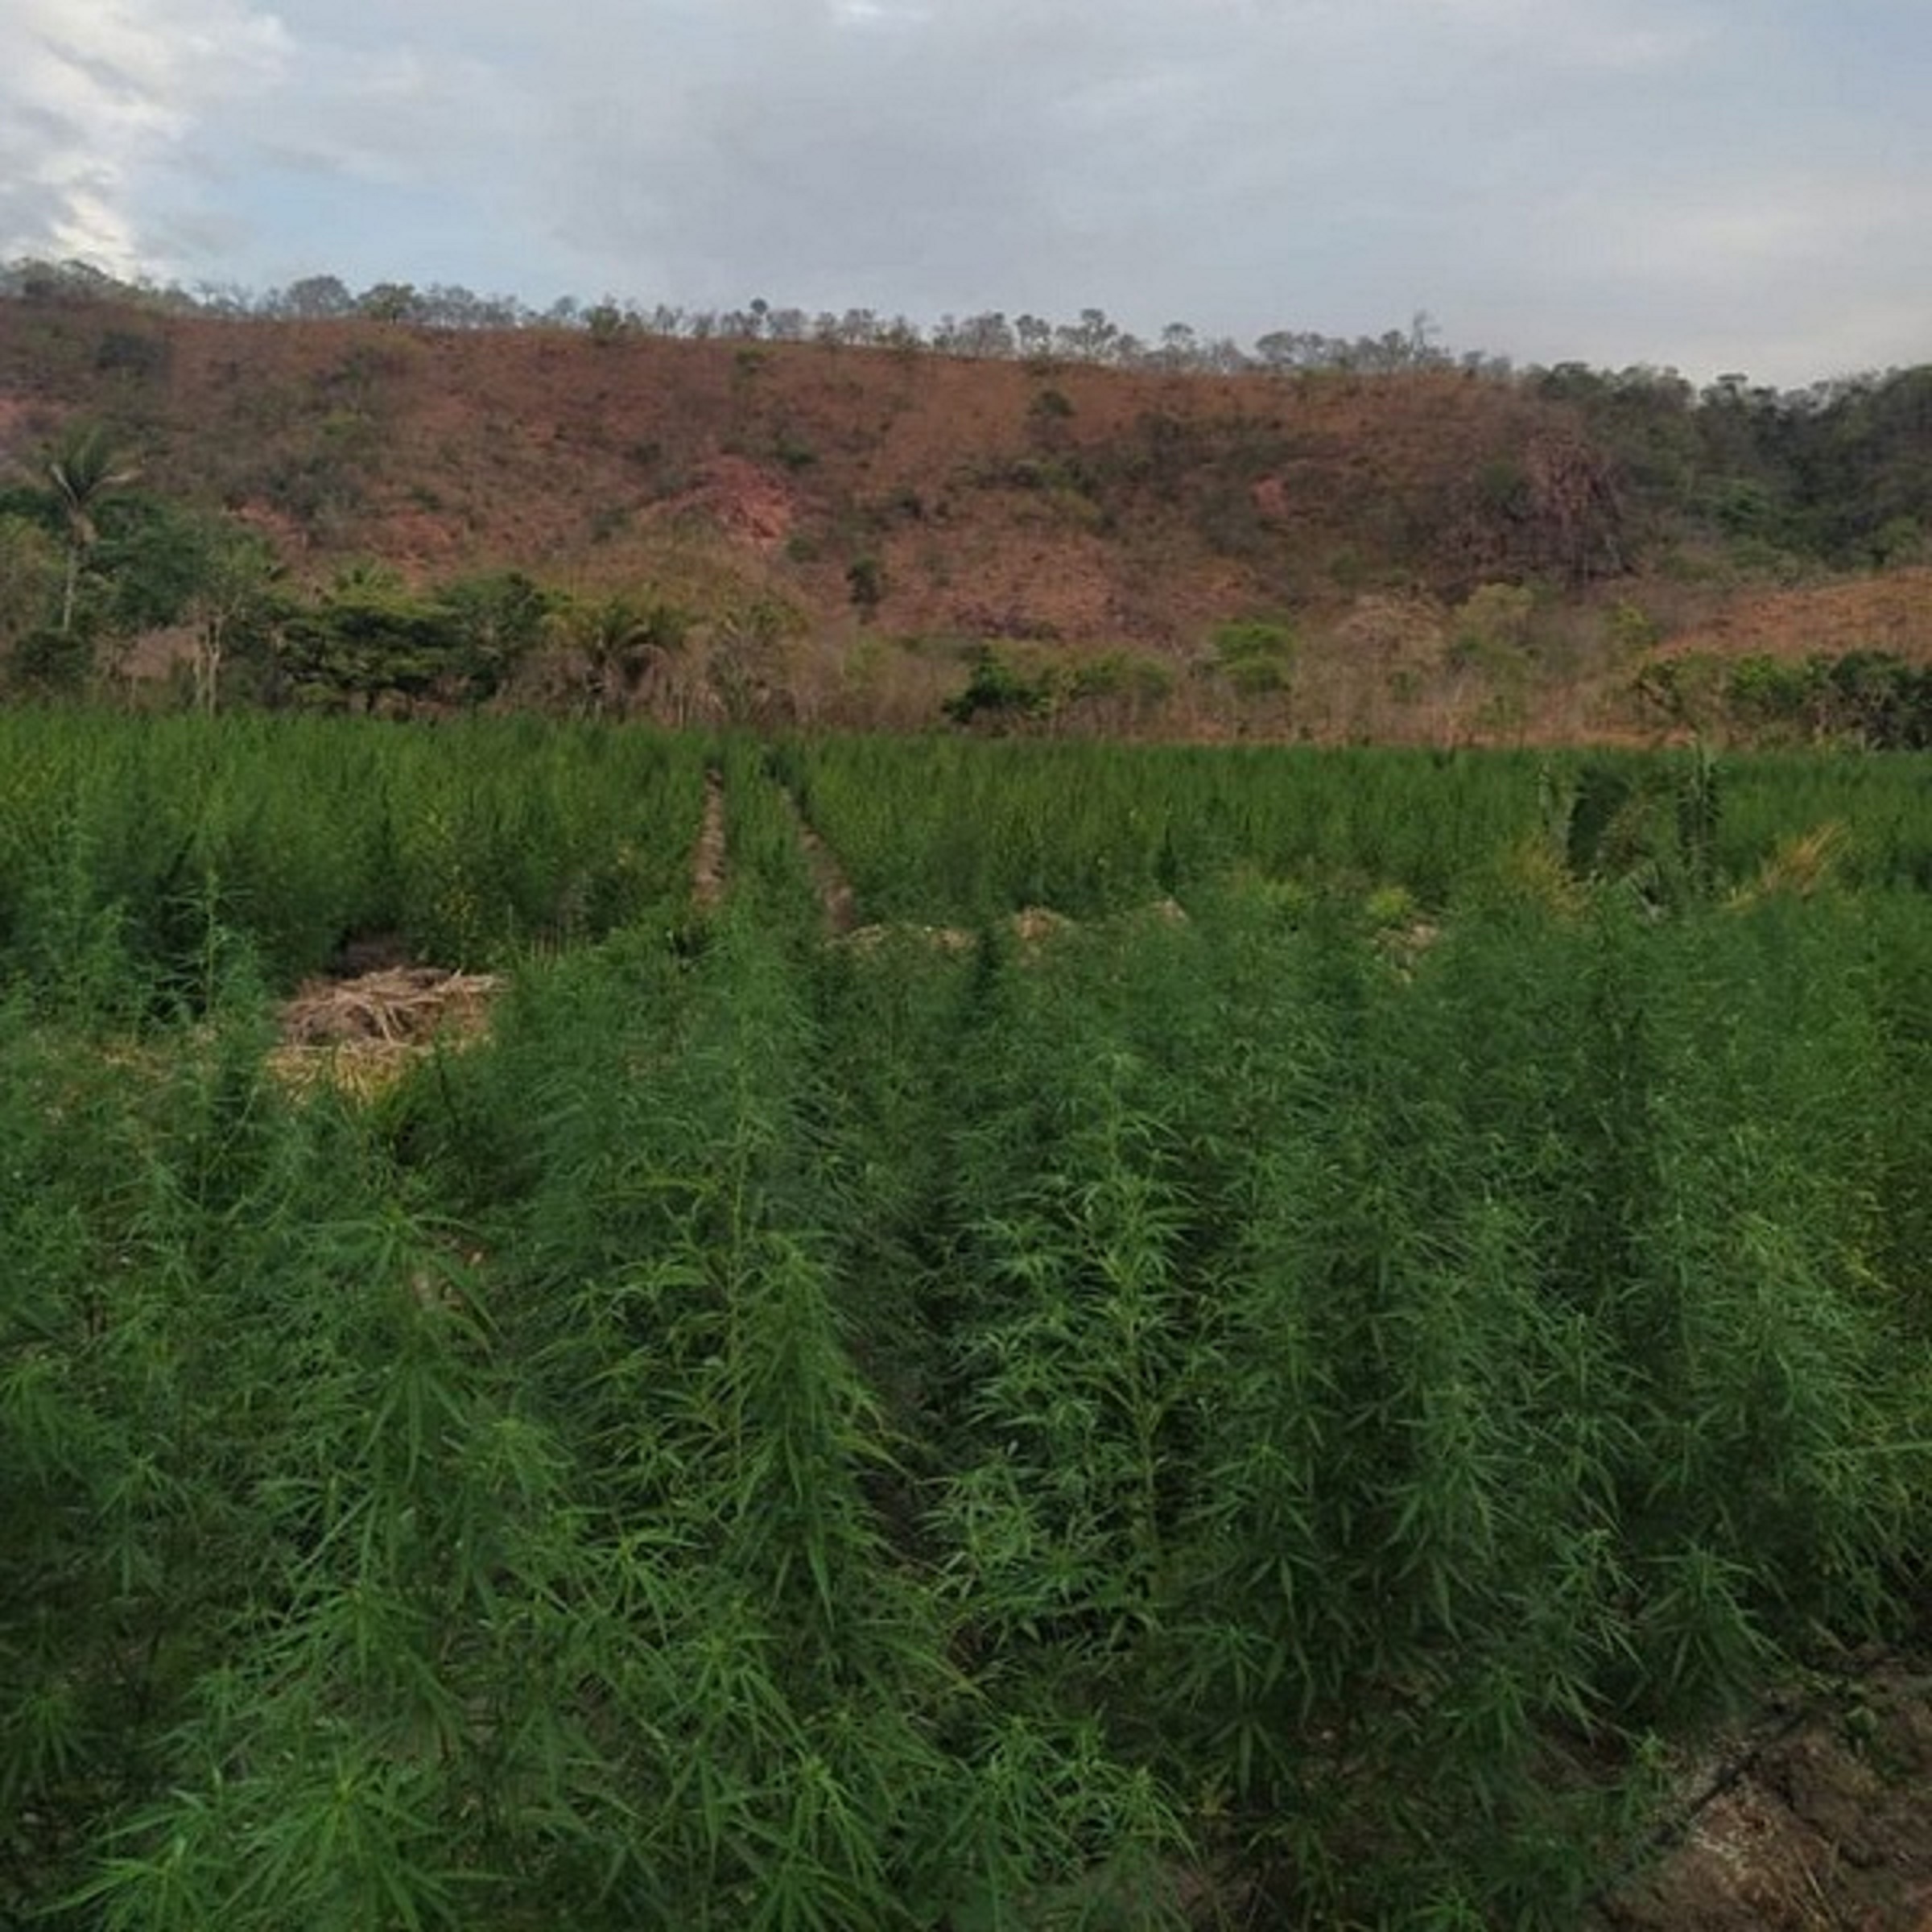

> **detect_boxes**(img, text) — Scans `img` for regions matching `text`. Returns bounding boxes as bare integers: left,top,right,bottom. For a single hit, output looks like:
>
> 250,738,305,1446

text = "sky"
2,0,1927,386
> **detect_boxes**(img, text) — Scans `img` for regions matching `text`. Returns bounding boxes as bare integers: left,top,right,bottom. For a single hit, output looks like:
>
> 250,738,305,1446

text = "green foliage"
1554,362,1932,570
771,426,818,472
275,566,451,711
1607,599,1663,653
845,554,885,615
8,623,95,694
92,326,170,382
436,568,551,700
0,513,64,645
545,591,688,717
275,566,559,713
1637,649,1932,749
1208,617,1297,696
36,420,140,640
1064,651,1174,729
1546,749,1720,906
1,719,1930,1928
1028,385,1075,424
1448,582,1534,662
92,494,224,632
0,712,707,998
943,646,1060,731
706,598,805,727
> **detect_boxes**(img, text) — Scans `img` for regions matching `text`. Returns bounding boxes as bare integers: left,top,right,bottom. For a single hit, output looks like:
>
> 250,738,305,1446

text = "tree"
43,423,138,635
1014,314,1054,360
276,275,354,320
845,555,885,618
440,570,551,700
1057,307,1120,363
1208,617,1298,696
275,566,460,712
99,496,226,635
550,593,687,716
954,312,1016,359
185,524,281,714
357,281,423,324
1447,583,1536,737
704,597,803,725
942,646,1058,729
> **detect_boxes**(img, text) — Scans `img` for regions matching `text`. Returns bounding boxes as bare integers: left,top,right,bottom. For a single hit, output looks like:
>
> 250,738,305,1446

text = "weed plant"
3,719,1929,1927
782,735,1930,923
0,710,706,1011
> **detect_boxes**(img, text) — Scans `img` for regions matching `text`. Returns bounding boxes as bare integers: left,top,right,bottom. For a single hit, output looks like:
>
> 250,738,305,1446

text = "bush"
942,645,1058,729
1208,617,1296,696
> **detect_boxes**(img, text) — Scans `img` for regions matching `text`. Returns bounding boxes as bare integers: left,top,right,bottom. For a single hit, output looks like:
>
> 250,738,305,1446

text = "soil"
1655,570,1932,665
0,303,1601,655
772,780,859,935
691,765,729,913
1591,1653,1932,1932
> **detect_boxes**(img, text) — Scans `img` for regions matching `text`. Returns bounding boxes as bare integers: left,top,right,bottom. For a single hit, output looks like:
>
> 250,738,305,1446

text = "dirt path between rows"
774,782,858,936
690,765,728,914
1587,1650,1932,1931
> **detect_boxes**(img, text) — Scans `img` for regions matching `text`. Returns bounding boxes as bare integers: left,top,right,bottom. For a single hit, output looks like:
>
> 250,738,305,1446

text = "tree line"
0,423,696,716
0,255,1489,377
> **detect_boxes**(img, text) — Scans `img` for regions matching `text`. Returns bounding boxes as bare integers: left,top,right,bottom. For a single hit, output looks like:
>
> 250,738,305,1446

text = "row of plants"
1,714,1922,1001
780,734,1932,923
0,710,706,1001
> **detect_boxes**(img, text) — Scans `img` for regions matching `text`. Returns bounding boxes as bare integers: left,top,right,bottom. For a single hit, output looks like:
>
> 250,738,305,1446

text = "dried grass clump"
270,966,502,1099
1729,822,1850,909
1375,919,1443,978
841,923,977,956
1009,906,1075,946
281,966,502,1046
840,906,1079,959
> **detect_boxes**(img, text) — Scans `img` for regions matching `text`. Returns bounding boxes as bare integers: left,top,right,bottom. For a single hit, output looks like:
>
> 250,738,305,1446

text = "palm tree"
555,593,686,716
44,423,138,635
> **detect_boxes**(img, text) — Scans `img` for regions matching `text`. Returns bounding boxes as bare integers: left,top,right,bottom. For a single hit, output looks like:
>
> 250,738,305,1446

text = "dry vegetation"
8,294,1926,742
267,965,503,1100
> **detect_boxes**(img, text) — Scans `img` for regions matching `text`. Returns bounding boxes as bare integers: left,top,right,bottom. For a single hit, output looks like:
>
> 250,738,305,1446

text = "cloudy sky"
3,0,1926,385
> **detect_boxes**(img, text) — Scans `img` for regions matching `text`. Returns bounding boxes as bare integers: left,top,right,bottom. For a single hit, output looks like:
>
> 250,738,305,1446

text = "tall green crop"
5,717,1929,1929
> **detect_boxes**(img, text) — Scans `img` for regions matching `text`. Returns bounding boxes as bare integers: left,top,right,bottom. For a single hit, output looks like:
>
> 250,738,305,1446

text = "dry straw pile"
268,965,502,1099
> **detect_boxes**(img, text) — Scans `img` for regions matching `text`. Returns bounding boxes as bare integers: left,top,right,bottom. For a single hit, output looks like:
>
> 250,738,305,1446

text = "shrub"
1208,617,1296,696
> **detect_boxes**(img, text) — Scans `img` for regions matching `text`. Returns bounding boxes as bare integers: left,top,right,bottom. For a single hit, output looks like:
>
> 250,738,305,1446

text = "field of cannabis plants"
4,714,1930,1928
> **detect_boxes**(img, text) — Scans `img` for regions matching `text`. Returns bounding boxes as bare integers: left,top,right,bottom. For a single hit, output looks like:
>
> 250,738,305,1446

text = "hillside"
1,291,1928,741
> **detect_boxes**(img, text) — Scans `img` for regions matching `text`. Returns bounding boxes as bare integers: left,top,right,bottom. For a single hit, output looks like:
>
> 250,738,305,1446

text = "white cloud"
0,0,290,270
0,0,1924,381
